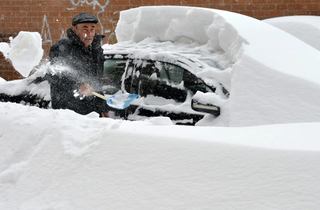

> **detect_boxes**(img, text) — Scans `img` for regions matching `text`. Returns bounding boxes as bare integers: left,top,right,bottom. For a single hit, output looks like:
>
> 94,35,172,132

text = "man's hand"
78,83,94,96
101,112,109,118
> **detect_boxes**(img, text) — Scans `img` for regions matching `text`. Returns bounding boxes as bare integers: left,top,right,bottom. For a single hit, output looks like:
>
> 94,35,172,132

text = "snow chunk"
0,42,10,58
6,31,43,77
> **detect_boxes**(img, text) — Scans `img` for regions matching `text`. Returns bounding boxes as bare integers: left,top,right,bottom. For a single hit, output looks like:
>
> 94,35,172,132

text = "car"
0,40,228,125
101,41,229,125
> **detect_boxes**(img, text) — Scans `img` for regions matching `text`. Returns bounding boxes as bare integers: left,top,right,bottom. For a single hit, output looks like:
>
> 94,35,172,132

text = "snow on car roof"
103,37,227,90
109,6,320,85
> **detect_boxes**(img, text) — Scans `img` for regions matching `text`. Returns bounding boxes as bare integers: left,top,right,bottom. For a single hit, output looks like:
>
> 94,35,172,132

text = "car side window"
103,59,134,94
138,61,187,102
182,70,211,94
163,63,184,85
159,62,210,94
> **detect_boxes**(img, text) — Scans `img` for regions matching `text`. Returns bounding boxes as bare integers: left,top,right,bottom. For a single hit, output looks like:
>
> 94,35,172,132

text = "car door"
133,60,211,124
103,57,138,118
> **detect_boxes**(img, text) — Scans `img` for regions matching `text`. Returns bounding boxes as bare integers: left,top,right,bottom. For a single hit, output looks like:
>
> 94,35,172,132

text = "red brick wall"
1,0,320,81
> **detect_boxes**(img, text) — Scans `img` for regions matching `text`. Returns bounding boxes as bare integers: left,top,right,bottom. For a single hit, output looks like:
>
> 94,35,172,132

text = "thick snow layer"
0,31,43,77
114,6,320,126
1,102,320,210
0,68,50,99
263,15,320,51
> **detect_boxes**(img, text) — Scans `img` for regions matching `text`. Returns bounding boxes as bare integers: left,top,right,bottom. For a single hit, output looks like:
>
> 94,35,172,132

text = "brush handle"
92,92,108,100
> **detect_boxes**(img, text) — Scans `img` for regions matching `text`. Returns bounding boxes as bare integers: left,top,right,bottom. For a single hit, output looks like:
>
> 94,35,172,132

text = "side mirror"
191,98,220,116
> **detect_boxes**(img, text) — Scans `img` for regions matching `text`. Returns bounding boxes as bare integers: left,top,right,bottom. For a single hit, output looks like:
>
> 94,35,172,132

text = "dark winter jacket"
48,27,107,115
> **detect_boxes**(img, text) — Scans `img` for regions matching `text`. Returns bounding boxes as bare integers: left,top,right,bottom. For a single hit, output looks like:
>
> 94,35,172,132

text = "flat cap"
72,13,98,26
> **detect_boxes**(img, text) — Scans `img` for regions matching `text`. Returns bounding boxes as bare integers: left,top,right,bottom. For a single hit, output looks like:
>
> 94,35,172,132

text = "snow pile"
0,31,43,77
114,6,320,126
263,15,320,51
0,77,6,83
1,102,320,209
0,68,50,100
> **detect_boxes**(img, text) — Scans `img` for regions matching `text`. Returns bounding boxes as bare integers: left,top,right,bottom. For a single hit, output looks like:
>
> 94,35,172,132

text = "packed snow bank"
1,102,320,209
263,16,320,51
115,6,320,126
0,31,43,77
0,77,6,83
0,67,50,99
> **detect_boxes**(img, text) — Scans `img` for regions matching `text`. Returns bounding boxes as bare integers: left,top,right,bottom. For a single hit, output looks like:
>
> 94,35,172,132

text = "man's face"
72,23,96,47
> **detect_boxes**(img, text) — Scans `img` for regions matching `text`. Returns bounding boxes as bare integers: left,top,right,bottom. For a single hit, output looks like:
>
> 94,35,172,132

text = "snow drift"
263,15,320,51
1,102,320,210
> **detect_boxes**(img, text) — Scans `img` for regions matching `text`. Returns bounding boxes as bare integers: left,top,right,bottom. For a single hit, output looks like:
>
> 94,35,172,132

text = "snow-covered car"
101,41,228,125
0,43,228,125
0,44,228,125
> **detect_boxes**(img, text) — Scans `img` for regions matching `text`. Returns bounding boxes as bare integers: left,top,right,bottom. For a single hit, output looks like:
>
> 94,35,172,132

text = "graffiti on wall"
69,0,117,44
41,15,52,46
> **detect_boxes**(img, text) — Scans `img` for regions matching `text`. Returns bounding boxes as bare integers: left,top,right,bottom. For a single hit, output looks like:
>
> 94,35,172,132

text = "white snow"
1,6,320,210
0,31,43,77
1,102,320,210
263,15,320,51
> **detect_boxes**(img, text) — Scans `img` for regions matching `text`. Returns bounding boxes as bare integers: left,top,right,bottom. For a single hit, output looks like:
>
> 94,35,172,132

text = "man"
48,13,109,117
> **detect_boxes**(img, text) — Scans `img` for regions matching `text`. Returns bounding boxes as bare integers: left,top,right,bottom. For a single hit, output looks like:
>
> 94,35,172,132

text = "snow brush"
92,92,138,110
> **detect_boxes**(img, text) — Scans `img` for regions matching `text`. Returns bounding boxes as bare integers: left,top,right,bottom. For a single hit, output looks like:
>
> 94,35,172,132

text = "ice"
0,31,43,77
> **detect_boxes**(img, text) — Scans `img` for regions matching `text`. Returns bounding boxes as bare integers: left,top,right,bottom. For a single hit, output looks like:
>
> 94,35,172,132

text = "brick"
237,0,252,3
296,0,314,2
232,4,246,10
215,4,232,10
268,10,285,16
246,4,260,10
261,4,276,10
288,4,303,10
267,0,283,3
276,4,287,10
282,0,296,3
254,10,269,16
155,0,168,3
252,0,267,3
240,10,255,16
303,4,319,9
195,0,211,4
